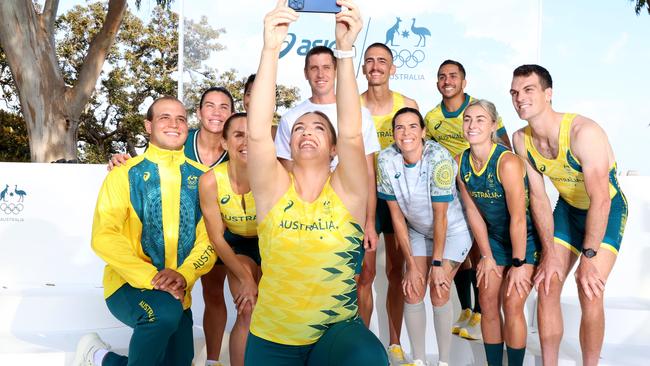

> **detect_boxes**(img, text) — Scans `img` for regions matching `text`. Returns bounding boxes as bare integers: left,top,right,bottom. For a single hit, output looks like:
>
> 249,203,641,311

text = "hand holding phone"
288,0,341,14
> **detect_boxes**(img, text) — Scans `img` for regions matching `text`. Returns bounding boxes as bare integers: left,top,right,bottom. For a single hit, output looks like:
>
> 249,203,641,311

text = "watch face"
583,248,597,258
512,258,526,267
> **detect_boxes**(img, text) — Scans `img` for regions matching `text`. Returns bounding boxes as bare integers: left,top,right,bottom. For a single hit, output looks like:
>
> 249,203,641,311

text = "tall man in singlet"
359,42,418,364
510,64,627,366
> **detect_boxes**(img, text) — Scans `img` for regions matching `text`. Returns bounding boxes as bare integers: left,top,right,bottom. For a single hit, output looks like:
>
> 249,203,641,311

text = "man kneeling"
73,96,216,366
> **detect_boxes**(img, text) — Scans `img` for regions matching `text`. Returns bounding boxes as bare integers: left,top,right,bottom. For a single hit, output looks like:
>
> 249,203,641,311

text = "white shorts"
408,227,472,262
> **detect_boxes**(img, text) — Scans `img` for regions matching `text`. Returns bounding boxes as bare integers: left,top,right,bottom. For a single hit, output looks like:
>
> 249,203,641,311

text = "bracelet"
332,46,356,59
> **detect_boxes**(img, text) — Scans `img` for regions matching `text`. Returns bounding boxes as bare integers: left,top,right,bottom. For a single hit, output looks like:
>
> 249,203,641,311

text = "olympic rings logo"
1,202,24,215
391,49,425,69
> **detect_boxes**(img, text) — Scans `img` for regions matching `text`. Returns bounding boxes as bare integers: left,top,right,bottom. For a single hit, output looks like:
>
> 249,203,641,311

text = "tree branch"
67,0,127,117
42,0,59,37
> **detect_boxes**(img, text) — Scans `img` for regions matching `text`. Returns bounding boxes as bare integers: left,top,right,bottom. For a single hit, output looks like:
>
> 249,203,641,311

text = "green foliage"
631,0,650,15
0,1,300,163
0,110,30,162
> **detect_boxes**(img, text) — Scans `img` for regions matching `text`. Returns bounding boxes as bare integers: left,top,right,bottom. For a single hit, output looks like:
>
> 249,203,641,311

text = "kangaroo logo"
0,184,8,202
383,17,431,71
220,194,231,205
385,17,402,46
284,200,294,212
1,184,27,215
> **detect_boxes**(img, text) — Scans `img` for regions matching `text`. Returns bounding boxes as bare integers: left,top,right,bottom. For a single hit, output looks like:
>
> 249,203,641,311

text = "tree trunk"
0,0,127,162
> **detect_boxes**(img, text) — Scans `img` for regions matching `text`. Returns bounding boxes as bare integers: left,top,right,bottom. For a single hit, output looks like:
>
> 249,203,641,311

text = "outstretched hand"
335,0,363,49
263,0,299,52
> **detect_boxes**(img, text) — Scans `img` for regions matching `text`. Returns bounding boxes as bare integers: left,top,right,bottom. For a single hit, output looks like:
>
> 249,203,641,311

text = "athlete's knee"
430,292,450,307
358,266,376,286
503,294,526,318
385,263,403,282
404,290,425,305
149,301,184,335
479,294,500,316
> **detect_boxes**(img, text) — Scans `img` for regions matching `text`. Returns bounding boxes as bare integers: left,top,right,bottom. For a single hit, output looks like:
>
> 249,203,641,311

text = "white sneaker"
72,333,111,366
388,344,406,365
437,362,449,366
459,312,482,340
206,361,226,366
452,308,472,334
401,359,428,366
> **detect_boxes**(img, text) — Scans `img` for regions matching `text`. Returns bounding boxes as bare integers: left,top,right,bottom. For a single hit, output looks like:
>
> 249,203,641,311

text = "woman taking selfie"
243,1,387,365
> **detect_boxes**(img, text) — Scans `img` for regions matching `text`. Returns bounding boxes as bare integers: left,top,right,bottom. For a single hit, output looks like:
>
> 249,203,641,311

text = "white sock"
206,361,221,366
404,301,427,361
93,348,109,365
433,301,453,363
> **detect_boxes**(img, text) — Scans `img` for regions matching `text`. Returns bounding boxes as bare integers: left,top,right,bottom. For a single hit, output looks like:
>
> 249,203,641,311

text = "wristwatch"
432,259,443,267
332,47,356,59
582,248,597,258
512,257,527,267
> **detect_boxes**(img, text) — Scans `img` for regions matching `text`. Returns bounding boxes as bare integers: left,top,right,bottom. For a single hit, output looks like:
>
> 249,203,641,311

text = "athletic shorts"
216,230,261,266
408,226,472,263
244,317,388,366
553,192,628,256
489,235,541,267
374,197,394,235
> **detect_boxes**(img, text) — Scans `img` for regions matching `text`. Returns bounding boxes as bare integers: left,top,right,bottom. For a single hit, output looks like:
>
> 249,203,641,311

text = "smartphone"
288,0,341,14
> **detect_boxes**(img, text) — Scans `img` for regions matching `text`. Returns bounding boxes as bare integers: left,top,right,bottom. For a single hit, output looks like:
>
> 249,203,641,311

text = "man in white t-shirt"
275,46,380,170
275,46,381,254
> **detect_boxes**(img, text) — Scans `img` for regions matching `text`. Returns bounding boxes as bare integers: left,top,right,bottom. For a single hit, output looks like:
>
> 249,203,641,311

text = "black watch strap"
432,259,443,267
582,248,597,258
512,257,526,267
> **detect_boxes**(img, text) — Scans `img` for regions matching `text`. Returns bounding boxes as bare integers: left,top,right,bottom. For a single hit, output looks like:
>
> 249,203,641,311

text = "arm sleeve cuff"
431,194,453,202
377,192,397,201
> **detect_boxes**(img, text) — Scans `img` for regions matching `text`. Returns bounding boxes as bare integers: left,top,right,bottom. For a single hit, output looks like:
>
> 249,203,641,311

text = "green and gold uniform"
245,177,387,365
361,92,408,235
213,161,260,264
524,113,627,255
459,144,541,265
92,143,216,365
184,128,229,168
425,94,508,157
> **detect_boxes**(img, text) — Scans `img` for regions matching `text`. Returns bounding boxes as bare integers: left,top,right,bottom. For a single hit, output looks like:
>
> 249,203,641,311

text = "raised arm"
247,0,297,220
513,129,558,294
331,0,367,222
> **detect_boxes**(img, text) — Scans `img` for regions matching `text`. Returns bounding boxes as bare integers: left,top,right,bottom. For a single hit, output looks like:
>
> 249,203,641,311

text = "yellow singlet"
524,113,620,210
425,94,507,157
250,176,364,346
362,92,407,149
213,162,257,237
